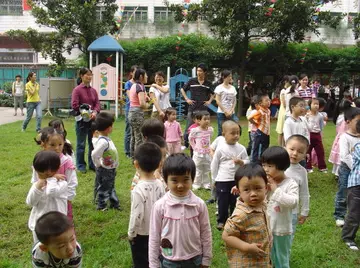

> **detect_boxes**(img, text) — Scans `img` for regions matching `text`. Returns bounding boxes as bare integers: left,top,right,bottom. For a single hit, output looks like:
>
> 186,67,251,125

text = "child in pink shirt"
164,108,183,154
188,111,200,158
149,153,212,268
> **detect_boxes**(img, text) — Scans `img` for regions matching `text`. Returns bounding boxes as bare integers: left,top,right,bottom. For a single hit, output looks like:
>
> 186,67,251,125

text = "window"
154,7,174,22
0,0,23,16
123,6,148,22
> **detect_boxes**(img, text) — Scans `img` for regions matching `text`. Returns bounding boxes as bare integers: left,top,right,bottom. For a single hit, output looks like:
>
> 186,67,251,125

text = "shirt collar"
166,191,198,207
237,200,266,213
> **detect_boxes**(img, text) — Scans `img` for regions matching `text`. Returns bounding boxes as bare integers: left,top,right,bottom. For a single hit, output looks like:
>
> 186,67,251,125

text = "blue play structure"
169,68,217,121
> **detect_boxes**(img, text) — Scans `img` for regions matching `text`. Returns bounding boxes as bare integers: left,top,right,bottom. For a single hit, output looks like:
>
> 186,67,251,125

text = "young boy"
248,94,271,164
222,163,271,267
189,110,214,190
128,142,165,267
32,211,82,268
91,112,120,211
283,97,310,143
211,120,249,230
284,135,310,240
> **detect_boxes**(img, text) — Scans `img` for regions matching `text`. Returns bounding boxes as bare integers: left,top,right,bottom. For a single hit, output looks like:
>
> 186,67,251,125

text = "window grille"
0,0,23,16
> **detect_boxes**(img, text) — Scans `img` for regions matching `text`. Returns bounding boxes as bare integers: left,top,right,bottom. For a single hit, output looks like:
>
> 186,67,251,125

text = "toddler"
246,95,258,156
149,153,212,268
164,107,183,154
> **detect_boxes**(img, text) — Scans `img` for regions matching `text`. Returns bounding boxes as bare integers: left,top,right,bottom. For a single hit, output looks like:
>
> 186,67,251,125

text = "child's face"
347,114,360,133
223,125,240,145
43,135,64,155
42,228,76,259
285,139,307,164
262,163,284,183
37,169,57,180
199,115,210,129
260,96,270,108
238,176,267,207
167,172,192,197
168,112,177,122
310,100,319,112
292,101,306,116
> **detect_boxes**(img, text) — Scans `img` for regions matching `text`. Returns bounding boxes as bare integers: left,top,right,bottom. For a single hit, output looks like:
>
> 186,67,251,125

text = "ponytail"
288,75,299,94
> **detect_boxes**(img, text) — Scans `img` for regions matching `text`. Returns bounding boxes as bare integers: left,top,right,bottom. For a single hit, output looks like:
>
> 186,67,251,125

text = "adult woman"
12,74,24,116
22,72,42,132
214,70,238,136
297,73,315,106
276,75,290,146
149,71,171,120
71,68,100,173
128,68,150,157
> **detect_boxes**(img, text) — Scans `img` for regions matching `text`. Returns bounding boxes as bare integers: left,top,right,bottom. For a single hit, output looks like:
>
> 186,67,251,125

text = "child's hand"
54,174,66,181
298,215,308,224
231,186,239,195
128,236,135,245
233,158,244,166
267,177,278,191
246,243,266,257
35,179,47,190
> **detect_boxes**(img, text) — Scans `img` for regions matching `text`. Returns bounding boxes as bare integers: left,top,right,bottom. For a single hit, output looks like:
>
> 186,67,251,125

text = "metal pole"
115,52,120,119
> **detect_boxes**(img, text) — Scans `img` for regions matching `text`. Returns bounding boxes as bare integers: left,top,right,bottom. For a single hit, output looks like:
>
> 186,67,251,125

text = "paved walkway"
0,107,26,125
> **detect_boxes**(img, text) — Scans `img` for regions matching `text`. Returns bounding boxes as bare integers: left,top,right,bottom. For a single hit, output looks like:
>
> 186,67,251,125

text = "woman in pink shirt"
149,154,212,268
164,108,183,154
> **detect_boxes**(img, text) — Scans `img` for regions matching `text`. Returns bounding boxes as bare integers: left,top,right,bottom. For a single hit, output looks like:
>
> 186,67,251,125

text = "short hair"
286,134,309,148
308,98,319,107
250,95,258,110
317,97,327,109
94,112,114,131
141,118,164,138
353,97,360,108
257,94,269,104
261,146,290,171
162,153,196,182
197,63,207,72
34,127,73,156
33,151,61,173
222,120,240,134
35,211,73,245
289,97,305,113
235,163,268,188
134,142,162,173
344,107,360,122
146,135,167,149
155,71,165,79
15,74,21,79
194,110,210,121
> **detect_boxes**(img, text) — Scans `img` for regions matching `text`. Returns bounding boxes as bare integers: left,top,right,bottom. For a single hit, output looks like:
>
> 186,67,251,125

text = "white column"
89,52,93,70
148,5,154,23
116,52,119,119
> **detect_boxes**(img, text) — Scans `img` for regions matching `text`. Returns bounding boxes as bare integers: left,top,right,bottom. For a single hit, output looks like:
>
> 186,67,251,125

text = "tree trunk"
237,37,249,118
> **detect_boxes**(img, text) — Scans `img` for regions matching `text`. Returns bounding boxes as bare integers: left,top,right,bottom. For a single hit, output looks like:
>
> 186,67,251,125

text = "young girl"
329,99,352,178
149,153,212,268
276,75,290,147
305,98,327,173
261,146,298,268
189,111,214,190
285,75,299,117
26,151,68,243
334,107,360,227
48,118,75,162
33,127,78,221
164,108,183,154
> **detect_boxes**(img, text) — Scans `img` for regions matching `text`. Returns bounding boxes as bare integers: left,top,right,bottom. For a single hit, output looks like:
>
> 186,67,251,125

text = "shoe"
21,128,25,132
345,242,359,251
110,206,122,211
206,199,215,204
307,169,314,174
97,207,108,211
204,184,212,190
336,219,345,227
217,223,224,230
320,169,328,173
335,176,339,181
215,211,218,215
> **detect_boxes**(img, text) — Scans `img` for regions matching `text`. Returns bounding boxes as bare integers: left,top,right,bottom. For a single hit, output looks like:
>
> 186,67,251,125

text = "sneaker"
217,223,224,230
336,219,345,227
320,169,328,173
215,211,218,215
345,241,359,251
204,184,212,190
307,169,314,174
21,128,25,132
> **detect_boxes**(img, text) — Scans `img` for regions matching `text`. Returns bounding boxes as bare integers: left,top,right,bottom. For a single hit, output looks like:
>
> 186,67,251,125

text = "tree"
168,0,343,116
7,0,118,75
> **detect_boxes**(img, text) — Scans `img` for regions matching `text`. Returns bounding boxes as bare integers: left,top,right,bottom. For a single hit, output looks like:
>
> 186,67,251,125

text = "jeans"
216,181,237,224
22,102,42,131
128,108,144,157
342,186,360,243
75,120,95,171
271,235,292,268
334,163,351,220
95,167,119,210
130,235,149,268
291,213,298,243
251,129,270,164
216,112,239,136
160,255,202,268
124,109,131,156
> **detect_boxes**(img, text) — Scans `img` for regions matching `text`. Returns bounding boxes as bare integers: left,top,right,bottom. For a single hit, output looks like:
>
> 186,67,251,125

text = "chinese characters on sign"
0,53,34,63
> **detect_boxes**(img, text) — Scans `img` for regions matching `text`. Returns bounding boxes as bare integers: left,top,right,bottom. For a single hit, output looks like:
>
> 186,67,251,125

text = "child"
27,151,68,243
211,120,249,230
189,110,214,190
334,107,360,227
305,98,327,173
128,142,165,267
222,163,271,267
261,146,298,268
283,96,310,143
48,118,75,162
342,134,360,250
33,127,77,221
311,98,328,167
284,135,310,240
246,95,258,156
164,107,183,154
91,112,120,211
149,153,212,268
248,94,271,164
141,117,165,140
188,110,200,158
32,211,82,267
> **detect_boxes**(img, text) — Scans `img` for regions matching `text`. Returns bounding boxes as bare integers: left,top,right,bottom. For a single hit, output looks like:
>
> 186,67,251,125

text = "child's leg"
342,186,360,244
167,142,174,155
174,141,182,154
251,130,261,163
313,134,327,170
306,135,314,170
108,169,120,209
96,168,112,210
246,131,252,156
271,235,292,268
334,163,351,221
192,153,203,189
130,235,149,267
216,182,232,225
291,213,298,243
202,155,211,189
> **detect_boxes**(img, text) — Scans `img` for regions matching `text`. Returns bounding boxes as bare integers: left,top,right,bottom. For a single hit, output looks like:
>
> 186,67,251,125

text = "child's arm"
31,167,38,184
91,139,108,168
199,202,212,267
65,169,78,201
269,178,298,209
45,178,68,198
282,119,292,142
149,202,162,268
210,149,221,183
26,181,46,207
128,190,144,241
298,170,310,224
234,146,249,166
188,128,197,150
339,135,353,169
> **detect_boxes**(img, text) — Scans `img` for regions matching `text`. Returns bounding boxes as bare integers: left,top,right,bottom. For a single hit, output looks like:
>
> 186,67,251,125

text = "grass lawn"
0,116,359,268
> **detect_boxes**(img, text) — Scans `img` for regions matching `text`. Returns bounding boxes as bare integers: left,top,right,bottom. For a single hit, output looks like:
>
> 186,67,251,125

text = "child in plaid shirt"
222,163,271,267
